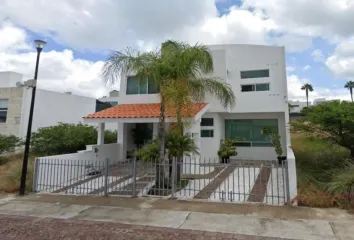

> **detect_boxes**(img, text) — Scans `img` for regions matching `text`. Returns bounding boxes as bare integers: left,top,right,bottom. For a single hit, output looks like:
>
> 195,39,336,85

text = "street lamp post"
19,40,46,196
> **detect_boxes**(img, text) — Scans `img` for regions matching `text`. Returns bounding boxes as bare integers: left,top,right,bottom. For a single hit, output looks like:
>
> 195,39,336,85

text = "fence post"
170,157,177,199
284,160,291,204
32,158,40,192
132,157,137,197
104,158,109,196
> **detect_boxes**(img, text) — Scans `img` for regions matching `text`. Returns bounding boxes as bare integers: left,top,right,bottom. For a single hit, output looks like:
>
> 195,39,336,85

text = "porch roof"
83,103,208,119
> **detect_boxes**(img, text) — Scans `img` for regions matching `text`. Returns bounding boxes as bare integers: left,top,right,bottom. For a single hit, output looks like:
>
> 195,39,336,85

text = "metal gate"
33,157,290,205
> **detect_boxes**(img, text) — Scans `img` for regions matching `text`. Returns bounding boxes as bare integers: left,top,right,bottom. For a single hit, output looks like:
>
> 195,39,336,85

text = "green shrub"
293,134,353,208
31,123,117,156
0,134,23,156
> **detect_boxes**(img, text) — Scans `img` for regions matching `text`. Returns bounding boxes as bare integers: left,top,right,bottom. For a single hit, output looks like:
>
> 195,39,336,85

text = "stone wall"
0,87,24,136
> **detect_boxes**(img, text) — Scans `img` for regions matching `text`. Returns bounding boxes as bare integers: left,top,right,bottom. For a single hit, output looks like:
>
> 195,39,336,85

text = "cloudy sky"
1,0,354,101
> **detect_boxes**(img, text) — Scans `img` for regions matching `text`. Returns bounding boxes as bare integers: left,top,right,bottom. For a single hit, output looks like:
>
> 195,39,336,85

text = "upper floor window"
241,83,269,92
126,76,159,95
0,99,8,123
241,69,269,79
201,118,214,126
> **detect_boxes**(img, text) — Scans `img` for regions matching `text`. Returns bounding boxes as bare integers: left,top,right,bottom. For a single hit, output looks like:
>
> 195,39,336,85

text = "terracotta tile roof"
84,103,208,119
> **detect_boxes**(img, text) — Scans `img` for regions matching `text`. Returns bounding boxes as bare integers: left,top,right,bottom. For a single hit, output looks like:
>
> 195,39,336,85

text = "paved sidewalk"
0,199,353,239
0,215,287,240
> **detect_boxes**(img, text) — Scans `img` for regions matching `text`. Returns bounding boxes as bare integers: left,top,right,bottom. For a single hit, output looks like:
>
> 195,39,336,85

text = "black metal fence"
33,157,290,205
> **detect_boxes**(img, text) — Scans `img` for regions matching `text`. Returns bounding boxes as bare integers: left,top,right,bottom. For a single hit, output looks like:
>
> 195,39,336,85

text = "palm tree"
345,81,354,102
162,41,235,134
102,40,235,189
165,132,199,183
301,83,314,107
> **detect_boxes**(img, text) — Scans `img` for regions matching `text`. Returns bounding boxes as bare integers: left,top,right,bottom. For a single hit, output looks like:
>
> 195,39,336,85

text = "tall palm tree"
162,41,235,133
101,40,235,189
345,81,354,102
301,83,314,107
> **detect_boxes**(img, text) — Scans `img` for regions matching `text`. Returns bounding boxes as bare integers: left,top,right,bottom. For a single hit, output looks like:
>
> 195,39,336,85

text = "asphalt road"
0,214,285,240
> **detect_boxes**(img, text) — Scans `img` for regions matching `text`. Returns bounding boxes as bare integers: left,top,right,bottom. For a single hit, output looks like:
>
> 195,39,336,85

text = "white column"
117,122,124,160
152,123,158,139
97,122,105,145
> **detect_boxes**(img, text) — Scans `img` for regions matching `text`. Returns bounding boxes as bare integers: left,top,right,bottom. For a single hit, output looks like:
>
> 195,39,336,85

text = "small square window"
241,85,255,92
201,130,214,138
201,118,214,126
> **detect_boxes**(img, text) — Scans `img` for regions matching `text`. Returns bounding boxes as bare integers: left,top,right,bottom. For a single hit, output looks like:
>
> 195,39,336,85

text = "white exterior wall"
289,100,308,113
0,72,23,88
19,89,97,137
205,45,288,113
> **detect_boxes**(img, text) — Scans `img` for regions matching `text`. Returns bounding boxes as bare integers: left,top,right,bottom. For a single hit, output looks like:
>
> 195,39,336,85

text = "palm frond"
189,77,236,109
101,48,160,85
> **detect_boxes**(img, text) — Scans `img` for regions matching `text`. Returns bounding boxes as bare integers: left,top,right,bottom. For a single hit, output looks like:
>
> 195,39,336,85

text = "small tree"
292,101,354,159
301,83,314,107
0,134,23,155
345,81,354,102
218,139,237,163
31,123,117,155
262,126,283,161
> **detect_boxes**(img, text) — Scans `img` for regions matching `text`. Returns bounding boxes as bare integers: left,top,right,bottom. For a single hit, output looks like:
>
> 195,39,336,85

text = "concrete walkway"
0,194,353,239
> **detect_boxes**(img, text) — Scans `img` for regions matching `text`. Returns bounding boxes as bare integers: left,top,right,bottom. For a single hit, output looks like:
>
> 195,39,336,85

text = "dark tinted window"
201,130,214,138
241,85,254,92
201,118,214,126
241,70,269,79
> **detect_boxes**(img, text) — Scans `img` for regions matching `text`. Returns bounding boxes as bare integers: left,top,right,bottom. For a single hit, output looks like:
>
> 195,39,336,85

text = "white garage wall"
20,89,97,137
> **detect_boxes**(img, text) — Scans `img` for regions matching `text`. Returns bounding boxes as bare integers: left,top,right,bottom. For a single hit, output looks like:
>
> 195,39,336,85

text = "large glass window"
0,99,8,123
225,119,278,147
240,69,269,79
126,76,159,95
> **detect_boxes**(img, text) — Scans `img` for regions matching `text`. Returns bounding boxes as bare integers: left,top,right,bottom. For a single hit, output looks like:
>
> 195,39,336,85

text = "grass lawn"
291,133,353,208
0,153,35,193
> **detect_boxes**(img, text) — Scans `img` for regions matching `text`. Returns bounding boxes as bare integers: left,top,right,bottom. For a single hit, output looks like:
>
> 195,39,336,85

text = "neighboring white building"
0,71,98,137
288,100,309,113
98,90,119,106
313,98,340,105
84,44,292,161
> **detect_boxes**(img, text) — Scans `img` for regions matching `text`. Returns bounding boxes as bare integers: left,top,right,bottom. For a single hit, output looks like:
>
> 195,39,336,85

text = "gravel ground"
0,214,284,240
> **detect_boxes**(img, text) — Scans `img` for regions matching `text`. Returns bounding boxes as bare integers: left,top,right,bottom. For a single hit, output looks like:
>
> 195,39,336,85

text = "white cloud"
286,66,296,72
271,34,312,52
303,65,311,71
0,22,31,52
242,0,354,41
326,39,354,80
0,23,116,98
0,0,313,53
312,49,325,62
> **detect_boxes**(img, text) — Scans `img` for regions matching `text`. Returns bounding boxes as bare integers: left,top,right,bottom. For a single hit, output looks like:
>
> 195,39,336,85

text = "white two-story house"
84,44,292,163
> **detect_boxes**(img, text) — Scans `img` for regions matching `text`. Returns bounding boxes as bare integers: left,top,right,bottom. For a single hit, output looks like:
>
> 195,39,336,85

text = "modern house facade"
84,44,292,163
0,71,98,137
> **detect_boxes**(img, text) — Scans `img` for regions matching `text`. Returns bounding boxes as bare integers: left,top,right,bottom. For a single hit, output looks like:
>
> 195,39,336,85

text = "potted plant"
218,139,237,163
262,126,286,164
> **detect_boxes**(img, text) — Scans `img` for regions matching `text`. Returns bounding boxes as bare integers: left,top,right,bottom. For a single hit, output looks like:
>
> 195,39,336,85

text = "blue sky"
1,0,353,100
